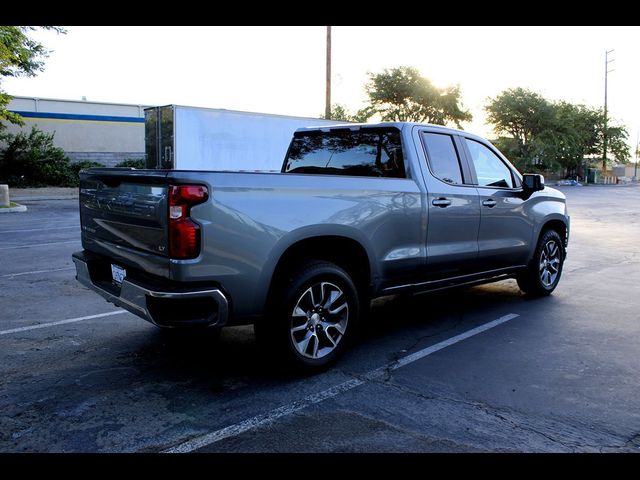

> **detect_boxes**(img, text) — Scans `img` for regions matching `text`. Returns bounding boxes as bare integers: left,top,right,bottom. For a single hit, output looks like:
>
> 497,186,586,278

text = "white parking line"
163,313,520,453
0,266,75,278
165,378,368,453
0,310,127,336
0,240,81,250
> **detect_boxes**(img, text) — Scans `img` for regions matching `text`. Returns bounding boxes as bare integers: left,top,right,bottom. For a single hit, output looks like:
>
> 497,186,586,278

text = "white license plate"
111,264,127,285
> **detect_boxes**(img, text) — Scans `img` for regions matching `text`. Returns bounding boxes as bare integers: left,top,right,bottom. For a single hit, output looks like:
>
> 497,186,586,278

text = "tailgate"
79,169,169,258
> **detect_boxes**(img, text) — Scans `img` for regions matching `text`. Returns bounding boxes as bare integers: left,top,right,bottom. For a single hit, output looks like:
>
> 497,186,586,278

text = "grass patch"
0,202,19,208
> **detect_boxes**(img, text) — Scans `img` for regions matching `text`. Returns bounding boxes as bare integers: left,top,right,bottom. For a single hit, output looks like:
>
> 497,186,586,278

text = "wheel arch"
540,218,568,248
530,216,569,263
260,232,374,313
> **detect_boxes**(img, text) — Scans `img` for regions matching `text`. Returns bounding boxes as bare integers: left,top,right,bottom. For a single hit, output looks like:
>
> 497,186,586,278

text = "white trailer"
144,105,349,171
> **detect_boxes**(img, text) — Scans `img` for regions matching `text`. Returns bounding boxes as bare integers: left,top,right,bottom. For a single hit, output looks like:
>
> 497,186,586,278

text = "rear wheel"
517,229,565,297
255,261,359,373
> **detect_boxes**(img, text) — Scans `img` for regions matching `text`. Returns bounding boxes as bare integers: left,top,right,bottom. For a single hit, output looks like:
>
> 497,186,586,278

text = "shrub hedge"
0,127,103,187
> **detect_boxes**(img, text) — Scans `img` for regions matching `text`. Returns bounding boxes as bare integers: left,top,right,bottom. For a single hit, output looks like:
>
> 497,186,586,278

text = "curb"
10,196,79,201
555,182,639,188
580,183,639,187
0,203,28,213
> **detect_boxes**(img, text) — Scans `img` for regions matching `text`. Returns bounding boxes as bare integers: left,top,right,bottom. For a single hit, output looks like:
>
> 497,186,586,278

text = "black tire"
255,260,359,373
517,229,565,297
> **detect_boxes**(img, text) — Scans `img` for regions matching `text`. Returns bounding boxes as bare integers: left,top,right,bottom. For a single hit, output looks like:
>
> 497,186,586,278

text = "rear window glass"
284,128,405,178
421,132,464,185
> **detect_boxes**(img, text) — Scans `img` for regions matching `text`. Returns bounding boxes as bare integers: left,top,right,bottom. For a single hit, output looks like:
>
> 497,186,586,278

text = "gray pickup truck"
73,122,569,371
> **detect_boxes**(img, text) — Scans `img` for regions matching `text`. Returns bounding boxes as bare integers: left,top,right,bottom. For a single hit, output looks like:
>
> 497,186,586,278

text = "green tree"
485,88,630,174
320,104,370,123
0,26,66,129
485,87,556,167
596,123,630,165
362,66,472,127
0,126,72,186
535,102,597,172
555,103,629,165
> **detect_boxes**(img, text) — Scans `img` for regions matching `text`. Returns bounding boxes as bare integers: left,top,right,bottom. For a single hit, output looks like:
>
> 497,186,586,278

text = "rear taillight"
168,184,208,259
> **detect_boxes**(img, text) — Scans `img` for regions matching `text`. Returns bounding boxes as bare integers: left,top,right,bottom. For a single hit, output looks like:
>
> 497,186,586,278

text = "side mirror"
523,174,544,193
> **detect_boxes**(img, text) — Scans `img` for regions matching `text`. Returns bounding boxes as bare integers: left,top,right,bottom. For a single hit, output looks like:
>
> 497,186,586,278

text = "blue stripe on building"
10,110,145,123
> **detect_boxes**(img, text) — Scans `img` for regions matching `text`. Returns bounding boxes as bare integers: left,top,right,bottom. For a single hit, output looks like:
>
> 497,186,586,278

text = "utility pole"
325,26,332,119
602,49,615,172
634,130,639,180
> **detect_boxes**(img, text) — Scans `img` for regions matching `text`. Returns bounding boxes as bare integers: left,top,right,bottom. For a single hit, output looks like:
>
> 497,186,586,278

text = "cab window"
421,132,464,185
465,139,515,188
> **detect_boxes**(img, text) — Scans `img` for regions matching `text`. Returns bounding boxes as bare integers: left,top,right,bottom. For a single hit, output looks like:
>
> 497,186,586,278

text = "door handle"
482,199,497,207
432,198,452,207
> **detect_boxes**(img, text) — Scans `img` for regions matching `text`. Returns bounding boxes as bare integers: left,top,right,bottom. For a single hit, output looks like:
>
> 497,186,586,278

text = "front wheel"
255,261,359,373
517,229,565,297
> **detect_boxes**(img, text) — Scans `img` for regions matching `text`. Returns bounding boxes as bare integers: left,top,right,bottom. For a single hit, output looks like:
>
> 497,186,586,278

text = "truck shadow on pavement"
2,279,564,452
134,278,545,384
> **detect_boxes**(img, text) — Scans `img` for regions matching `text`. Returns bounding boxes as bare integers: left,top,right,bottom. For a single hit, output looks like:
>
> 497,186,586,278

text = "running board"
381,266,526,295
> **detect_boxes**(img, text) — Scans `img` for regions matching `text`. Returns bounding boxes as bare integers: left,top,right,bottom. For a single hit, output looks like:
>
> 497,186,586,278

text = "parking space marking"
0,240,81,250
163,313,520,453
0,310,127,336
0,266,75,278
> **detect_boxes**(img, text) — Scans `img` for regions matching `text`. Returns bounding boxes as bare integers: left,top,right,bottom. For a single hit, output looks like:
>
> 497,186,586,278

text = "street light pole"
325,26,332,120
602,49,615,172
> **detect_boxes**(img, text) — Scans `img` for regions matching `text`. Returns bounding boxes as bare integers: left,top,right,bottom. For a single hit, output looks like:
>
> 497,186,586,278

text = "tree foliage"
485,88,630,174
0,26,66,129
485,88,555,147
320,104,369,123
115,158,145,169
0,126,98,187
361,66,472,127
599,124,629,166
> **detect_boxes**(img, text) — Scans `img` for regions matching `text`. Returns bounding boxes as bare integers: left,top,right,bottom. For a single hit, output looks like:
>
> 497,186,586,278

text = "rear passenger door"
460,137,533,270
413,127,481,278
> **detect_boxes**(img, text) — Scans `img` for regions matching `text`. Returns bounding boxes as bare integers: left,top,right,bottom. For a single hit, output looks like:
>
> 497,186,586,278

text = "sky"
4,26,640,156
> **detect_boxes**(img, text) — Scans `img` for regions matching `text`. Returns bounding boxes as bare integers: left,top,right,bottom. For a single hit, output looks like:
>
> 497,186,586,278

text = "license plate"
111,264,127,285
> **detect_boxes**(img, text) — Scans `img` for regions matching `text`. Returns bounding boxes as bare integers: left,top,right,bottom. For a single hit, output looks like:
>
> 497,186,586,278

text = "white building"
4,95,148,166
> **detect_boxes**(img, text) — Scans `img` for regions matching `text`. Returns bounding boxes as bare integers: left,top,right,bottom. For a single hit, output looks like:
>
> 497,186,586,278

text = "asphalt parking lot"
1,185,639,453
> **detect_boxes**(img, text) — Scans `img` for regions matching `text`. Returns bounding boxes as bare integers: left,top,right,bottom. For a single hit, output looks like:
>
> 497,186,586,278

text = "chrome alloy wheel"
539,239,561,287
290,281,349,359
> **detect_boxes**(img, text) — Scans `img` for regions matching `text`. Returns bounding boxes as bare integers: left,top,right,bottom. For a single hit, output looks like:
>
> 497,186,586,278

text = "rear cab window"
420,132,465,185
283,127,405,178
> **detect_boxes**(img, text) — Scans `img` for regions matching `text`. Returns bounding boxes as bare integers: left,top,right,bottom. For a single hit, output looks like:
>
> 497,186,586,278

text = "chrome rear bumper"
72,252,229,328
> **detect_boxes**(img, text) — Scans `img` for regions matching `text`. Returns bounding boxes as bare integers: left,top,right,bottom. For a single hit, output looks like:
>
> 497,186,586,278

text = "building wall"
65,151,145,165
4,96,148,167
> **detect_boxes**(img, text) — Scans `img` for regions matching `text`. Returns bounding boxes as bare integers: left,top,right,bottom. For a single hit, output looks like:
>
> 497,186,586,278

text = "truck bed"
77,167,425,321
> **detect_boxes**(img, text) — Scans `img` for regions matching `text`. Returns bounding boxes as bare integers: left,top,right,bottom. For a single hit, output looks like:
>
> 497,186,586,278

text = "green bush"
0,127,86,187
114,158,145,169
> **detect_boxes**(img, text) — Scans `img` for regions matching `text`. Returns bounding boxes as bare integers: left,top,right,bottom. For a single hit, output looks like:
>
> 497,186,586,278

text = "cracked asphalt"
1,185,639,452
